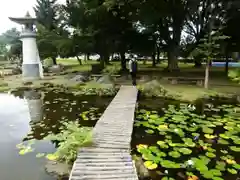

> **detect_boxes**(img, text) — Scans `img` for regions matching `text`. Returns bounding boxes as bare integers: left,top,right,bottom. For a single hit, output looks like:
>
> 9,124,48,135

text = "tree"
195,30,229,88
34,0,60,64
0,28,22,63
183,0,236,67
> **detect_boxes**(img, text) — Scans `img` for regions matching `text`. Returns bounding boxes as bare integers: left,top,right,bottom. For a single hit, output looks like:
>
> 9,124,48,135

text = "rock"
45,160,71,178
12,66,22,75
22,81,33,86
48,64,64,73
97,75,114,85
71,74,88,83
134,156,150,179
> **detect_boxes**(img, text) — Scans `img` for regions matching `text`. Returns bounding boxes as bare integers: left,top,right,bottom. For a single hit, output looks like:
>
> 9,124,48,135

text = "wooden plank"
69,86,138,180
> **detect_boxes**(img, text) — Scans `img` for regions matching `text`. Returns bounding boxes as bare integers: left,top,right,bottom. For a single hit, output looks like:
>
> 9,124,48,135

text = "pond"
0,89,112,180
132,96,240,180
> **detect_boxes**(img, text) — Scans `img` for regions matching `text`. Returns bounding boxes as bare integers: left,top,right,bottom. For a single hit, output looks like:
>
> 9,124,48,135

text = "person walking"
129,54,138,86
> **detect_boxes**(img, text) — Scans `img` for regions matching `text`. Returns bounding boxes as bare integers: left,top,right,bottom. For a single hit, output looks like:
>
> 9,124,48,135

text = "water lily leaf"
219,134,230,139
201,171,214,179
145,129,155,134
149,114,159,120
19,146,34,155
220,150,228,154
158,124,168,130
46,154,59,161
36,153,45,158
230,146,240,152
178,148,192,155
143,161,158,170
162,177,175,180
215,161,226,171
204,134,216,139
218,138,229,145
233,139,240,145
212,121,223,126
169,151,181,158
224,126,234,131
192,133,200,137
209,169,222,176
161,160,181,168
192,158,209,172
142,153,156,161
159,131,167,135
149,146,161,154
227,168,237,174
198,155,211,164
233,163,240,170
202,127,214,134
157,141,169,149
183,138,196,147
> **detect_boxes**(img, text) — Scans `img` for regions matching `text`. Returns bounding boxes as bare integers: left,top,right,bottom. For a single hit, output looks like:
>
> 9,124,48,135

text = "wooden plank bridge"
69,86,139,180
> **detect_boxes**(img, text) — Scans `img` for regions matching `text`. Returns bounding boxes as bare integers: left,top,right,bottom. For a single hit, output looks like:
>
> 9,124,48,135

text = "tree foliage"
31,0,240,70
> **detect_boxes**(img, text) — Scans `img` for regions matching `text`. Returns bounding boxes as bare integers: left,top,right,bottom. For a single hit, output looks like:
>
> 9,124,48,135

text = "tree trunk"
87,53,90,60
84,54,87,62
156,47,160,64
152,52,156,67
194,58,202,68
204,59,210,89
167,47,179,72
52,57,57,65
76,56,82,65
225,54,229,75
104,53,110,65
120,51,127,71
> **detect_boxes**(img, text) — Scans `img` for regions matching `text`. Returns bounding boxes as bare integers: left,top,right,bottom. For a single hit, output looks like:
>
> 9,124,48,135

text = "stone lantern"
9,12,43,81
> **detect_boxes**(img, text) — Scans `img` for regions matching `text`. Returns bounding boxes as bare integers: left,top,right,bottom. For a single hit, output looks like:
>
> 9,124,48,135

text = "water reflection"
0,92,54,180
24,90,44,123
0,89,113,180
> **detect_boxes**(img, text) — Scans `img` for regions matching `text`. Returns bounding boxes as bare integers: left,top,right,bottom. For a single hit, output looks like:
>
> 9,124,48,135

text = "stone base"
22,64,41,80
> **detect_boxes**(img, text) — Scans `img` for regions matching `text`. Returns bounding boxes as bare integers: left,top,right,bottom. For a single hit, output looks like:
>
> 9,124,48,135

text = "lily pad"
206,152,216,158
160,160,181,168
230,146,240,152
204,134,216,139
178,148,192,155
219,134,230,139
227,168,237,174
162,177,175,180
46,154,59,161
215,161,226,171
157,141,169,149
145,129,155,134
202,127,214,134
218,138,229,145
183,138,196,147
144,161,158,170
220,150,228,154
169,151,181,158
233,163,240,170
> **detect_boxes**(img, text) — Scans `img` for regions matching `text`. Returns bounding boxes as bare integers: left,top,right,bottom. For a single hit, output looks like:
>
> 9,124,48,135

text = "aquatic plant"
134,102,240,179
17,121,92,164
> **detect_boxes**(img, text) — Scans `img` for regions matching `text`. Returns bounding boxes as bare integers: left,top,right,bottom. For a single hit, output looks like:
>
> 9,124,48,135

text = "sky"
0,0,64,34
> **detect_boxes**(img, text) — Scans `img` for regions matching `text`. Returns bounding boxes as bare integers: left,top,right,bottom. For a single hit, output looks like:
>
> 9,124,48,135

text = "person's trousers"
131,72,137,86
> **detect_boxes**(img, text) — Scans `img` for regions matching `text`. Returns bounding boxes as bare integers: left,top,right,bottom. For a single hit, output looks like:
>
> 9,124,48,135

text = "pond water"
132,96,240,180
0,89,112,180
